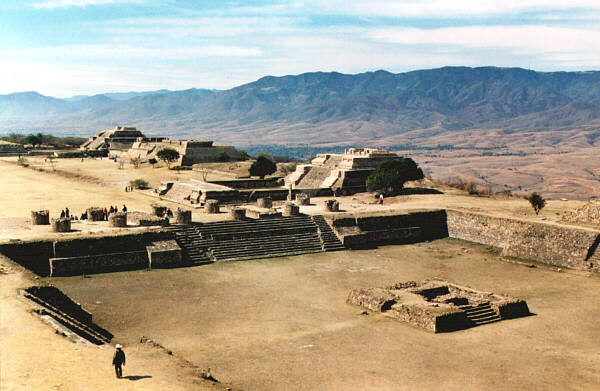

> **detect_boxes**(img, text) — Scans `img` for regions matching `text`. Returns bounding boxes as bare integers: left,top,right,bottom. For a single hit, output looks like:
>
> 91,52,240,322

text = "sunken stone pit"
347,279,530,333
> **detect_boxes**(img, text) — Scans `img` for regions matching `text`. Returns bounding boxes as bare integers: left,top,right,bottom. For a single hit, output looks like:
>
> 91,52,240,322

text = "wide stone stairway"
169,215,345,263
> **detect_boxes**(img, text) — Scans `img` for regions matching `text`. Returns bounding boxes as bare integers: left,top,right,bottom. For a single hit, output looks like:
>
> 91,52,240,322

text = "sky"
1,0,600,97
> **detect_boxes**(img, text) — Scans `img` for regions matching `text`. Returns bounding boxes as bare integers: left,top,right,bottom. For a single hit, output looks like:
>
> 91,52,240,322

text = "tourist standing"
112,344,126,378
379,193,384,205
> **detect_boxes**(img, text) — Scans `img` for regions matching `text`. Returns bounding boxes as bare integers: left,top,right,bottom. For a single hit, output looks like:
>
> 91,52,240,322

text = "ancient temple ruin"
286,148,399,193
80,126,242,165
128,138,242,166
80,126,145,153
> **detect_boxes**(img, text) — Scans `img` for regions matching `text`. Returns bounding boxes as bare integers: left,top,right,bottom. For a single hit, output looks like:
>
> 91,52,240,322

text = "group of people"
161,208,174,219
100,205,128,220
57,205,128,222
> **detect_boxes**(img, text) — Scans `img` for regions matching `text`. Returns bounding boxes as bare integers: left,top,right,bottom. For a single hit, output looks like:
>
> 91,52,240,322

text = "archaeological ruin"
80,126,243,165
80,126,145,153
286,148,400,194
347,279,531,332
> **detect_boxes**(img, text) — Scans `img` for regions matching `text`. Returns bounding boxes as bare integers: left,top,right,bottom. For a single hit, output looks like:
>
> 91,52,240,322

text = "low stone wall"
53,231,170,258
50,250,149,276
25,286,93,323
347,288,396,312
446,210,600,271
0,240,54,275
208,177,282,189
491,300,531,320
332,210,448,248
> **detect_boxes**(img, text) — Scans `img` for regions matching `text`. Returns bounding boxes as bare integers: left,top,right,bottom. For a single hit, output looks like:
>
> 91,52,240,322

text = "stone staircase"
23,291,113,345
312,215,346,251
460,302,501,326
169,225,213,264
169,215,346,263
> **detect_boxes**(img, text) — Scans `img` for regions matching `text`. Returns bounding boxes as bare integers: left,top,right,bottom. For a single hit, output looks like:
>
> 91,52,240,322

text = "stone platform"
347,279,530,332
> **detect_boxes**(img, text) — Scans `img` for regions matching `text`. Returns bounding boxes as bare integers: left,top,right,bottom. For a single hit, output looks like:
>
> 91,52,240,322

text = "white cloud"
33,0,142,9
370,25,600,56
94,16,298,38
312,0,600,18
3,44,262,61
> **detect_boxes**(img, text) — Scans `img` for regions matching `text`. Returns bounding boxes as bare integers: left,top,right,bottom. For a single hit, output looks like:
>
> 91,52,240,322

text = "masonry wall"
446,210,600,271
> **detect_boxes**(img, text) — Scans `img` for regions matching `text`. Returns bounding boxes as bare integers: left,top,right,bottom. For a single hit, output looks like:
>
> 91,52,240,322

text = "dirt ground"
2,155,600,390
0,157,593,230
0,260,231,391
46,239,600,391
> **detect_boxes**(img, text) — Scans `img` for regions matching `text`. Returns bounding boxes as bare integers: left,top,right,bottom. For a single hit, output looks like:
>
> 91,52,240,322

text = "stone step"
210,242,323,257
214,248,323,262
24,293,112,345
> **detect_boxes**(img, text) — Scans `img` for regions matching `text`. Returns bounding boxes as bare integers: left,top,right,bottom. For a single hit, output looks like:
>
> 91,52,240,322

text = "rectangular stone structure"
146,240,182,268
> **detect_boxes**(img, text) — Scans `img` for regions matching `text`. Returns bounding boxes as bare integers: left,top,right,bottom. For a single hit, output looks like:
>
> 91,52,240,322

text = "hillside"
1,67,600,149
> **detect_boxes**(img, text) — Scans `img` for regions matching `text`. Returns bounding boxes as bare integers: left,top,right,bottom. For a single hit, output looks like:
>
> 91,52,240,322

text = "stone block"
109,212,127,227
230,207,246,220
205,200,220,214
257,197,273,208
282,203,299,216
87,207,104,222
52,218,71,232
175,209,192,224
31,210,50,225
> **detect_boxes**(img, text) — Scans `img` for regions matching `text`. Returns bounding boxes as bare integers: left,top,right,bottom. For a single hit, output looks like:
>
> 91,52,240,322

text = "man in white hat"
112,344,126,378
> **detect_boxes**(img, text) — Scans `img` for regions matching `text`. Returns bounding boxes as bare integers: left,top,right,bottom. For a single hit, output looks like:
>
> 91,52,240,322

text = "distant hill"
1,67,600,148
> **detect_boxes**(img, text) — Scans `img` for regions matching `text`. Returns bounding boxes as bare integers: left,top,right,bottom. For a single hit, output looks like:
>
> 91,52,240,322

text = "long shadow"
122,375,153,381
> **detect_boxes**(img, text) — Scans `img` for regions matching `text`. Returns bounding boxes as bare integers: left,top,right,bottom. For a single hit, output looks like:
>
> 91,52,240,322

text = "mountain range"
1,67,600,148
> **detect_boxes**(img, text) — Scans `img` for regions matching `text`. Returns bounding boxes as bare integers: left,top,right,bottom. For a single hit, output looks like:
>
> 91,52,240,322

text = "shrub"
130,178,149,189
148,157,158,167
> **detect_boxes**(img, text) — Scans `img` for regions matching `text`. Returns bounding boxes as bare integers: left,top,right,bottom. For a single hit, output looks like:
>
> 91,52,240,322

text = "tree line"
1,133,87,148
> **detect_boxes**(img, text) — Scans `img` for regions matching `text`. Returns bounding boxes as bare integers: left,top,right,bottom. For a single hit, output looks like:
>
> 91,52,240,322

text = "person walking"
379,193,384,205
112,344,126,378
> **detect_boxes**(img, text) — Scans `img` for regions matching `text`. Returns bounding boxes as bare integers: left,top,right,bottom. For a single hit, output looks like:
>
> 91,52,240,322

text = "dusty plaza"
1,151,600,391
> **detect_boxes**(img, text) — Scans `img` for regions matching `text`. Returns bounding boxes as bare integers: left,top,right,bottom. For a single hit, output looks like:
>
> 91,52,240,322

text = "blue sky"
1,0,600,97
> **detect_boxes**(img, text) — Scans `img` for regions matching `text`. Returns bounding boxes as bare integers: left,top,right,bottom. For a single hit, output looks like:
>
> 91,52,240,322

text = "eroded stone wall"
447,210,600,271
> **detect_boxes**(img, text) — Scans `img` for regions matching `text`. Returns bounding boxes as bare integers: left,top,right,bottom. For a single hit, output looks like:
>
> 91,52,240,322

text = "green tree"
366,158,424,195
148,157,158,168
216,151,230,162
156,148,180,169
527,192,546,215
26,134,41,148
249,155,277,179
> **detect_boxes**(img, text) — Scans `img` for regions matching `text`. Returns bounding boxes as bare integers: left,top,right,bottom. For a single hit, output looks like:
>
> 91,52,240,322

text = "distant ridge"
1,67,600,148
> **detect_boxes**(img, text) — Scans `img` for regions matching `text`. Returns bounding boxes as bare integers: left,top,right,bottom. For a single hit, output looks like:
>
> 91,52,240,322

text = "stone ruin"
324,199,340,212
87,207,105,222
128,138,242,166
283,203,300,216
109,212,127,227
52,218,71,233
285,147,400,194
80,126,145,153
31,210,50,225
347,279,530,333
174,209,192,225
562,200,600,225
